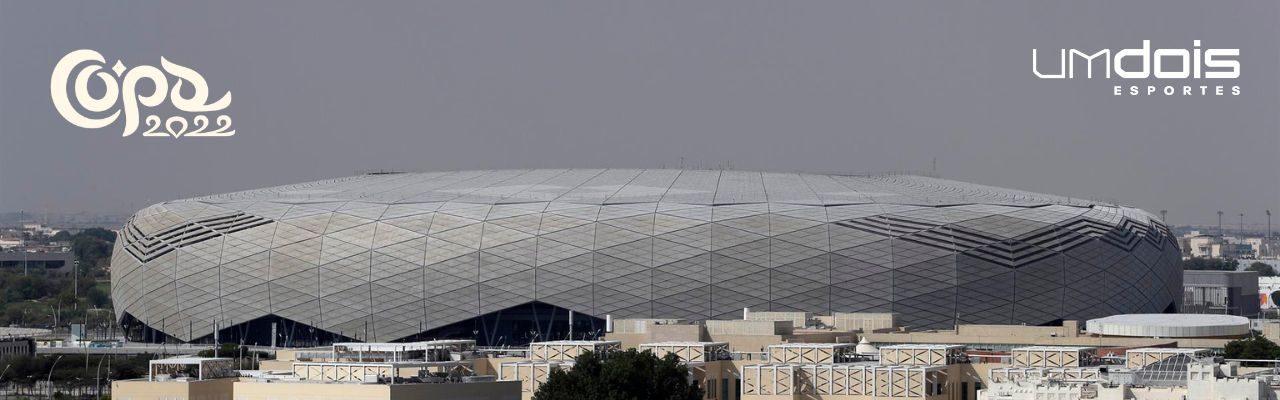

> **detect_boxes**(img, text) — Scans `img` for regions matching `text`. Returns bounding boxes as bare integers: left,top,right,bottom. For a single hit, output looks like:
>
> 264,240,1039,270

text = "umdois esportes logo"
51,49,234,138
1032,40,1241,97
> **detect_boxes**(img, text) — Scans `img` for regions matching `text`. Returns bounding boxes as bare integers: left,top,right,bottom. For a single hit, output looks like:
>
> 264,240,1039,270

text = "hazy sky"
1,1,1277,227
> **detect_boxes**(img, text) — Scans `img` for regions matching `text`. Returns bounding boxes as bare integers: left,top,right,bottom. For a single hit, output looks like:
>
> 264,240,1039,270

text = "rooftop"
1086,314,1250,337
151,356,231,365
879,344,966,350
1012,346,1096,352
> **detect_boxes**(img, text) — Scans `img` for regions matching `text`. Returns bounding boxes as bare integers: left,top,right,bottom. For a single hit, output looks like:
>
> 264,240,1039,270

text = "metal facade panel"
112,170,1181,342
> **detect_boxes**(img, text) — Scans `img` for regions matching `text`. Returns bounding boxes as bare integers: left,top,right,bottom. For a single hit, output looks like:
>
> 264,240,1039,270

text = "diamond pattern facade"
111,170,1182,342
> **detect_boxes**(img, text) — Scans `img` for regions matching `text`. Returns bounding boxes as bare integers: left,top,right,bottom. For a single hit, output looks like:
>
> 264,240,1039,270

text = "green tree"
533,349,702,400
1247,262,1278,277
1223,336,1280,365
50,230,73,242
86,284,111,308
1183,257,1238,271
70,229,115,277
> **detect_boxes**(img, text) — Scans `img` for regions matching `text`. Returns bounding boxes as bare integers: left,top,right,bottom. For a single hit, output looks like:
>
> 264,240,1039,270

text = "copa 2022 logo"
51,49,234,138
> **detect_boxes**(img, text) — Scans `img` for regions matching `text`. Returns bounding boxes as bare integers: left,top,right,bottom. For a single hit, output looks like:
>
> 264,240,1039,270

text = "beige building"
112,341,522,400
112,312,1272,400
861,320,1238,350
979,359,1280,400
606,317,857,353
740,343,991,400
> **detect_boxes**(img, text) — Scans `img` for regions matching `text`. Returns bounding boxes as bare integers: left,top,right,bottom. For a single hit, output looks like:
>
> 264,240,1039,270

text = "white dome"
855,336,879,355
1085,314,1249,338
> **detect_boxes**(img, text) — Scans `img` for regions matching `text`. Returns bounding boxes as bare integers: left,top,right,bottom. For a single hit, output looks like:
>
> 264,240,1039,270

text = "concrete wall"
232,381,519,400
112,378,236,400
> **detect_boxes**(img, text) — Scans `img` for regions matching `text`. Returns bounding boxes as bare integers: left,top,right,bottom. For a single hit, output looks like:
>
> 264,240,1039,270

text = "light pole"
1268,210,1272,239
95,355,105,400
1218,211,1225,237
47,355,63,397
1240,213,1245,236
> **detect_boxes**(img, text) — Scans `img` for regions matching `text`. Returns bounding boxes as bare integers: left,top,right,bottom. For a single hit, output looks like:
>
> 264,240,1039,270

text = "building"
0,336,35,361
605,315,857,353
112,342,520,400
979,354,1280,400
1183,270,1260,317
1179,232,1263,259
0,250,75,274
0,235,22,249
863,314,1251,351
110,169,1182,345
1259,275,1280,310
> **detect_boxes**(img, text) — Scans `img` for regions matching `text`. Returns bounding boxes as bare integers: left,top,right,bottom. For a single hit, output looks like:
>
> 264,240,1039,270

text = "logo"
51,49,234,138
1032,40,1240,96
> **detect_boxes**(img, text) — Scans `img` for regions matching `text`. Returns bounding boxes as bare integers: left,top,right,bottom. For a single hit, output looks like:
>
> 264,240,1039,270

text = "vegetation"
1222,335,1280,366
533,349,702,400
1,228,116,327
1246,261,1278,277
1183,257,1238,271
1,353,150,384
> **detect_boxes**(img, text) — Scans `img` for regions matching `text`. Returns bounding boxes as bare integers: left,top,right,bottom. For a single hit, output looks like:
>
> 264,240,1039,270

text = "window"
961,382,968,400
721,378,728,400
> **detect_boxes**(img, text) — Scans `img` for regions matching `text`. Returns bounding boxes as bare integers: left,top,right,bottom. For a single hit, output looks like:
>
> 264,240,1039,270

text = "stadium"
110,170,1182,345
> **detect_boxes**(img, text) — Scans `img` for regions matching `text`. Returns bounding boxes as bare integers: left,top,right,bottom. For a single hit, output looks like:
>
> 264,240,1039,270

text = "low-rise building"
605,314,862,353
1183,270,1260,317
979,357,1280,400
0,336,35,361
113,342,520,400
861,318,1241,351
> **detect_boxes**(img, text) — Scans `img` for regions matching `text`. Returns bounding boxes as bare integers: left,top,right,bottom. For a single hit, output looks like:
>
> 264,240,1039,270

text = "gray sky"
1,0,1277,227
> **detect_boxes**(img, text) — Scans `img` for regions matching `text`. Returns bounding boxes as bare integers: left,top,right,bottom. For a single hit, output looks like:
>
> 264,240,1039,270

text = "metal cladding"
110,169,1182,342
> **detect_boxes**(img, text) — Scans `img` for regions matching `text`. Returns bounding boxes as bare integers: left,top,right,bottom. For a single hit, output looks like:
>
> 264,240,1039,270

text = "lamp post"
1268,210,1272,239
95,355,105,400
47,355,64,397
1218,211,1224,237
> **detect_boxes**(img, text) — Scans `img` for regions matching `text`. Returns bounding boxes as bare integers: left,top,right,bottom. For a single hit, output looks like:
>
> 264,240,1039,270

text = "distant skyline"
2,1,1277,227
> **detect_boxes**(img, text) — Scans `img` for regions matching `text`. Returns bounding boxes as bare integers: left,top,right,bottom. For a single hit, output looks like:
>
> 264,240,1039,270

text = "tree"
533,349,703,400
1223,336,1280,365
1183,257,1238,271
86,284,111,308
50,231,73,242
70,230,115,277
1247,262,1278,277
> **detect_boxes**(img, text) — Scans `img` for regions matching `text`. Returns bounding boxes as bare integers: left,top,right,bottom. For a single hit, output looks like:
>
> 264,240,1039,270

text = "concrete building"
862,315,1250,351
1180,232,1258,259
0,336,35,361
1183,270,1260,317
1085,314,1251,338
979,355,1280,400
110,170,1183,345
605,316,858,353
112,341,521,400
1245,237,1280,259
0,250,75,274
0,235,22,249
1259,275,1280,311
